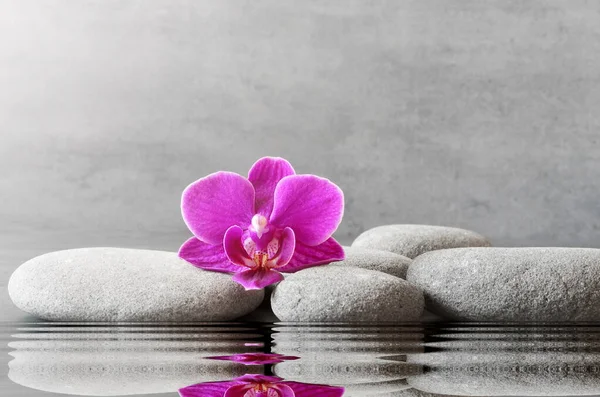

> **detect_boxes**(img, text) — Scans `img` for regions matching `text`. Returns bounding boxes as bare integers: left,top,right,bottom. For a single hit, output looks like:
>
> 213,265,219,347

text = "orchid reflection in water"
179,157,345,289
208,353,299,365
179,374,345,397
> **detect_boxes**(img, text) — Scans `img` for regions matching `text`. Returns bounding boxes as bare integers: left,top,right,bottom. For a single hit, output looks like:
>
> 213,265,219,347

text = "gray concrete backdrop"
1,0,600,319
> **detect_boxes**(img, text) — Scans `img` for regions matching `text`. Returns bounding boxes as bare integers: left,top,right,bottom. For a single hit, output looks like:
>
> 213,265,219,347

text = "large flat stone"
271,266,424,322
407,247,600,321
8,248,264,321
352,225,490,258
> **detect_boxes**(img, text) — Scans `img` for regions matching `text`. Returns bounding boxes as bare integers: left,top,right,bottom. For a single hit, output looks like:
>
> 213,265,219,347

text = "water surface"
3,322,600,396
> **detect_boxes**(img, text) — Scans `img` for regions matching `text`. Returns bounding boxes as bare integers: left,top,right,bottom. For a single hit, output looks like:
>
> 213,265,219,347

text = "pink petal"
224,226,255,268
232,269,285,290
278,237,345,273
269,384,296,397
248,157,296,217
207,353,299,365
272,227,296,268
224,384,253,397
179,381,236,397
283,382,345,397
235,375,283,384
182,171,255,245
178,237,241,273
269,175,344,246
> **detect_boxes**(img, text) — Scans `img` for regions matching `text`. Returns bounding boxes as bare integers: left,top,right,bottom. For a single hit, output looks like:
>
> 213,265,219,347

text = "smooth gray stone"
381,389,462,397
331,246,412,279
407,351,600,396
374,389,458,397
271,266,424,322
352,225,490,258
8,248,264,321
407,247,600,321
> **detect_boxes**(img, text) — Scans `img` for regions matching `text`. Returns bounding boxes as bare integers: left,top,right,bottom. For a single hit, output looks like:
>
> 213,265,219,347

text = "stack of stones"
9,224,600,322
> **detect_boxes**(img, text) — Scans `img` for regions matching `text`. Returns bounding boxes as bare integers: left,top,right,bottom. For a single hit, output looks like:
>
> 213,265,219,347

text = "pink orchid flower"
179,374,345,397
179,157,345,290
207,353,299,365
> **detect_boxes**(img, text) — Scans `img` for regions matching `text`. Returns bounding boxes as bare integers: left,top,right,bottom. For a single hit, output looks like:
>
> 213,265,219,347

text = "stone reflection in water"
407,325,600,396
7,325,264,395
271,325,425,396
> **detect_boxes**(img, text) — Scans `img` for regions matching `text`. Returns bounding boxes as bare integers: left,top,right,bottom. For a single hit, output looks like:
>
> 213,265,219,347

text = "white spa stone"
407,247,600,321
352,224,490,258
330,246,412,279
271,266,424,322
8,247,264,321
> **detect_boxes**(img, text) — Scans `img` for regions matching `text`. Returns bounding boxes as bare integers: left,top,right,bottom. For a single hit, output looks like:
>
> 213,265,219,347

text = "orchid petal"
224,226,255,269
233,269,284,290
224,384,253,397
279,237,345,273
283,382,345,397
270,384,296,397
273,227,296,267
248,157,296,217
178,237,241,273
179,381,236,397
207,353,299,365
269,175,344,246
182,171,255,245
235,375,283,384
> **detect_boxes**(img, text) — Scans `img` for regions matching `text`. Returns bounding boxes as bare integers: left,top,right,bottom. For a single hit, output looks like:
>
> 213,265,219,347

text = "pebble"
271,266,424,322
329,246,412,279
352,224,490,258
8,248,264,321
407,247,600,321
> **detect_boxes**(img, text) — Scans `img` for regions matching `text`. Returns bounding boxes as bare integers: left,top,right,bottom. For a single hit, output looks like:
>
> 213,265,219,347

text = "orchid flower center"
243,214,285,271
244,382,283,397
244,233,280,270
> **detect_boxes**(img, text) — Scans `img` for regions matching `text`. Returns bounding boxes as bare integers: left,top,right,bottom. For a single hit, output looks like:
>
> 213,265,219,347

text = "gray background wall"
1,0,599,320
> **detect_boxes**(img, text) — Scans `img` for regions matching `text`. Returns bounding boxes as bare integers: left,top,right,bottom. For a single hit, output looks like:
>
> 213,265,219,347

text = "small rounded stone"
330,246,412,279
271,266,424,322
352,224,491,259
8,247,264,321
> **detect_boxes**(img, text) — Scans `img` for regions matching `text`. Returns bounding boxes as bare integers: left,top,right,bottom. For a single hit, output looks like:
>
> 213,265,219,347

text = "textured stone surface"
352,225,490,258
330,246,411,279
271,266,424,322
8,248,264,321
407,247,600,321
